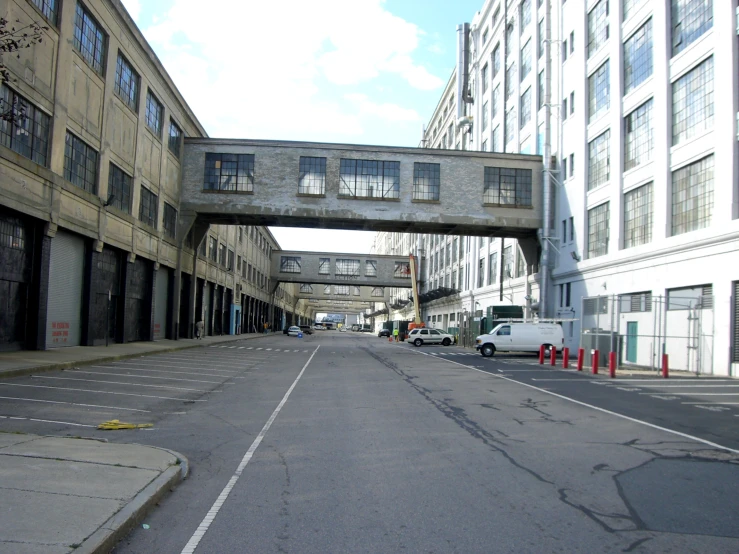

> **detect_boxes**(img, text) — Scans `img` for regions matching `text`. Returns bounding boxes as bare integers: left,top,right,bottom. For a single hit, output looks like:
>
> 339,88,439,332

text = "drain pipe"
456,23,474,134
538,0,553,319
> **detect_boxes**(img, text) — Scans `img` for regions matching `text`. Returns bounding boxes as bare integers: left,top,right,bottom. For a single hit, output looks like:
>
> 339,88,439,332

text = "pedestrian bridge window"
334,285,350,296
318,257,330,274
483,167,532,207
412,163,440,201
300,284,313,293
339,159,400,199
365,260,377,277
371,287,385,297
394,261,412,279
335,258,360,280
204,153,255,192
280,256,301,273
298,156,326,195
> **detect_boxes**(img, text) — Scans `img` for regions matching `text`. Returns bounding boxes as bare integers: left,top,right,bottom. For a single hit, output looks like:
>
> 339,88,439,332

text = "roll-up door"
47,231,85,347
733,281,739,363
154,267,170,340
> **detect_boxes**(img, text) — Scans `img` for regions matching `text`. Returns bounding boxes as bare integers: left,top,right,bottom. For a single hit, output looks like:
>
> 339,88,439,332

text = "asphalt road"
2,333,739,553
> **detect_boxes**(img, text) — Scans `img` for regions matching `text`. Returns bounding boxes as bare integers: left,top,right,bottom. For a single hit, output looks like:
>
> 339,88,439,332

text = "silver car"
408,328,453,347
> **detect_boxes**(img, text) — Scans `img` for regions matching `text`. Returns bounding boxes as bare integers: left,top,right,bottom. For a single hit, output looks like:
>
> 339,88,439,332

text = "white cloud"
139,0,442,142
121,0,141,21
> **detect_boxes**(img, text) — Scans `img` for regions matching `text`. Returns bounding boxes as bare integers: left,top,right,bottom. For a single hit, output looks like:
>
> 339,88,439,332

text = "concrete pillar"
32,224,55,350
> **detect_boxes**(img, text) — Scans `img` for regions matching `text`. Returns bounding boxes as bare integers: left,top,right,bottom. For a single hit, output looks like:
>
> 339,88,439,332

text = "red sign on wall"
51,321,70,343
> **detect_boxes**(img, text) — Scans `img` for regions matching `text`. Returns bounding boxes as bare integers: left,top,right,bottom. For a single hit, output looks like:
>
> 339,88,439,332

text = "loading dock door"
47,231,85,347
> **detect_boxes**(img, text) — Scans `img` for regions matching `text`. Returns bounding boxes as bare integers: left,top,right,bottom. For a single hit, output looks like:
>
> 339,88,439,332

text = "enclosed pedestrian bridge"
294,283,391,303
178,138,544,245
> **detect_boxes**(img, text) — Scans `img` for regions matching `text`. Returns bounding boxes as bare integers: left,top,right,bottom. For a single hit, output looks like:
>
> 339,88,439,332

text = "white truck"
475,323,564,357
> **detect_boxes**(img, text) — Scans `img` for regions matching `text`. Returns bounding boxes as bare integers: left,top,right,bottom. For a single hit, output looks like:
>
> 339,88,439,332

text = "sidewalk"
0,433,187,554
0,332,272,379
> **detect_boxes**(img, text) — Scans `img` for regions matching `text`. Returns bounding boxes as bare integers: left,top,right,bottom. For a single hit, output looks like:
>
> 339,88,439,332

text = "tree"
0,17,48,124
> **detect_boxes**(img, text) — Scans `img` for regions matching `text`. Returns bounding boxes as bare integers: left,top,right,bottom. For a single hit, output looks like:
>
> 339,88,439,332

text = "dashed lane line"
180,345,321,554
0,395,150,412
0,382,207,402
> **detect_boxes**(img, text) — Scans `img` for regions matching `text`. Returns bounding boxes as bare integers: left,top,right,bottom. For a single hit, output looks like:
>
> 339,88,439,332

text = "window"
587,202,610,258
139,186,158,229
488,252,497,285
588,0,609,58
619,292,652,313
295,156,327,196
107,163,132,213
300,284,313,293
623,183,653,248
73,2,106,74
482,28,489,46
31,0,59,25
569,216,574,242
560,283,572,307
208,237,217,262
481,64,488,94
484,167,532,207
0,85,50,166
516,247,525,277
624,99,653,171
478,258,485,287
624,19,652,94
394,261,412,279
336,259,360,280
538,19,544,58
204,153,255,192
672,155,714,236
520,0,531,32
505,109,516,145
492,6,500,28
570,31,574,53
569,91,574,115
114,53,139,111
538,71,544,110
371,287,384,297
493,124,501,151
672,57,713,146
0,214,25,250
502,246,513,279
521,40,532,80
562,219,568,242
589,60,610,122
563,39,568,61
506,63,516,100
493,84,501,118
163,202,177,240
237,256,242,273
588,130,610,190
569,153,574,178
623,0,646,20
168,120,182,157
671,0,713,56
362,260,377,277
340,159,400,199
145,90,163,136
493,44,500,77
520,88,531,128
482,101,489,132
279,256,301,274
64,131,98,194
318,257,330,274
562,158,568,180
481,139,488,152
667,284,713,310
562,97,568,120
412,163,440,201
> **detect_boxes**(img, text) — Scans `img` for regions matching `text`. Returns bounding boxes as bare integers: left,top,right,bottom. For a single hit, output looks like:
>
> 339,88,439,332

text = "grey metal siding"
47,231,85,347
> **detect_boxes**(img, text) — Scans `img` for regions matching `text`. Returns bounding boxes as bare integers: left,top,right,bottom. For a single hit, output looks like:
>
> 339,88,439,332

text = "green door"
626,322,638,363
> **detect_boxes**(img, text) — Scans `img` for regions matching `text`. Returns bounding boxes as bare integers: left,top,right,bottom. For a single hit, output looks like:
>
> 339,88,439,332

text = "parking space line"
638,392,739,396
32,375,212,393
93,366,235,378
72,370,226,385
0,415,97,428
0,382,207,402
0,395,150,412
115,361,242,371
610,384,739,389
682,402,739,405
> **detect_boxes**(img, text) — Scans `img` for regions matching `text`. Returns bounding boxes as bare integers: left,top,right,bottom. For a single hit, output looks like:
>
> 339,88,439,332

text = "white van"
475,323,564,357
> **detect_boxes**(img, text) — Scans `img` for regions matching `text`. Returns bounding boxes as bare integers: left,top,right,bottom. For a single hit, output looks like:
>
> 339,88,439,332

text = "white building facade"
408,0,738,376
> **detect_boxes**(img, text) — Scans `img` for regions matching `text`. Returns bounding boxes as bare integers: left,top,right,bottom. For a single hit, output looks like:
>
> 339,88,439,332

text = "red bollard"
662,354,669,378
576,348,584,371
550,346,557,366
592,350,599,374
538,344,546,365
609,351,616,378
562,347,570,369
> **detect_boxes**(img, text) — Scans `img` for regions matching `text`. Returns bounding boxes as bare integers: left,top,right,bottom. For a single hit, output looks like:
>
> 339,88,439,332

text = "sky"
122,0,483,253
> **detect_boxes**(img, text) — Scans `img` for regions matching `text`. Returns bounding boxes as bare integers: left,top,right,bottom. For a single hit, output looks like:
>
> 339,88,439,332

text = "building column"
120,254,133,343
31,223,55,350
147,262,158,342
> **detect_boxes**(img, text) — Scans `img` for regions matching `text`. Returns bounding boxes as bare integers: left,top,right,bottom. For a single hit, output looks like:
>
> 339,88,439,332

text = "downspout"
456,23,474,135
538,0,553,319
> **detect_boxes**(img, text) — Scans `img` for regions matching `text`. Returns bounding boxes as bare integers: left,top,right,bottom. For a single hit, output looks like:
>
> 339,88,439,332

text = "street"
2,332,738,553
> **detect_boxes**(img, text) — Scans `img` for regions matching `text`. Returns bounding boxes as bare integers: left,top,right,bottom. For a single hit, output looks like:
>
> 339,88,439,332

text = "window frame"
73,2,107,75
145,89,164,137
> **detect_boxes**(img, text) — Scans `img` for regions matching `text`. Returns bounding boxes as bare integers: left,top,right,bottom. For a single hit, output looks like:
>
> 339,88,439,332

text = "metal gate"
47,231,85,347
154,267,170,340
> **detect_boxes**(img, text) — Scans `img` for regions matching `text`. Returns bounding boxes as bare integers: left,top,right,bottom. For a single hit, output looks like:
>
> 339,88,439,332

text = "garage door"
154,267,170,340
47,231,85,347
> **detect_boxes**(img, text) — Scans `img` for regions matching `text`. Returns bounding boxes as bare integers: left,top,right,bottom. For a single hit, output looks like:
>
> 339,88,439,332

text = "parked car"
339,327,347,332
475,323,564,357
287,326,301,336
314,324,325,330
299,325,314,335
408,328,453,347
378,328,391,338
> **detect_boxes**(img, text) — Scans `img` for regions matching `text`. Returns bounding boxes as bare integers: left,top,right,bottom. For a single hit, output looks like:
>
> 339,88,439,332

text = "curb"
0,334,269,380
75,448,189,554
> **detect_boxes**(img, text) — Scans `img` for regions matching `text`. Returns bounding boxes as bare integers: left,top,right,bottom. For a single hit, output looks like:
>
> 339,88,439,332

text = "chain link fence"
580,294,715,374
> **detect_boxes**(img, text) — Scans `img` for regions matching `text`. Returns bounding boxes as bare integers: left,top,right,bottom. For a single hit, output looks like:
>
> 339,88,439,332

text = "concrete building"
391,0,738,376
0,0,310,351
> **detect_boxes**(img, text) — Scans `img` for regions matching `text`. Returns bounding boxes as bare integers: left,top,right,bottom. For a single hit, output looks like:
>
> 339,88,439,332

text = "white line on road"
73,370,225,385
638,392,739,396
0,395,150,412
0,415,96,428
93,366,235,378
113,361,239,372
180,345,321,554
408,350,739,455
32,375,211,393
682,402,739,405
0,383,206,402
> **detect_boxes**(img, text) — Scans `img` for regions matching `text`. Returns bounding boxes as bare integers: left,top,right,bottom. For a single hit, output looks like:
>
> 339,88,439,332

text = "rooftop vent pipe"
456,23,474,129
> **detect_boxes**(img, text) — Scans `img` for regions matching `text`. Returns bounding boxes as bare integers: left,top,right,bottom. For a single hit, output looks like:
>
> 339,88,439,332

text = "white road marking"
266,348,272,351
238,347,245,349
32,375,211,393
72,370,224,385
93,366,235,378
638,392,739,396
0,415,96,428
408,349,739,455
616,384,739,389
0,395,150,412
256,348,263,351
180,345,321,554
598,378,735,382
694,405,731,412
0,383,206,402
683,402,739,405
114,361,239,372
